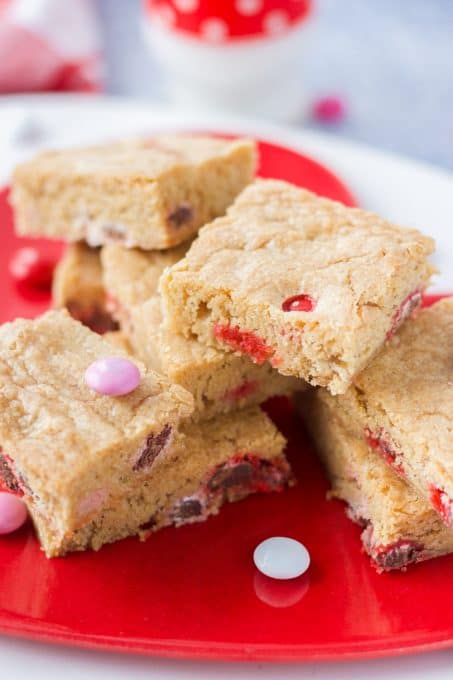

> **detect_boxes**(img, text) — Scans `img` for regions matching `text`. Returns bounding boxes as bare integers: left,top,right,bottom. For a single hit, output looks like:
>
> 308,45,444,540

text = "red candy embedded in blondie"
429,485,453,525
281,294,316,313
364,427,404,475
387,289,422,340
140,453,292,537
0,452,33,497
213,323,274,365
364,428,380,450
222,380,259,402
373,539,423,571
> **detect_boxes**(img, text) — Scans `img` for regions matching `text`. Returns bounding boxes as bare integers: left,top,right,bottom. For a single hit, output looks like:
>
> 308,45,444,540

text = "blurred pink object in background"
0,0,103,93
143,0,313,121
312,95,346,124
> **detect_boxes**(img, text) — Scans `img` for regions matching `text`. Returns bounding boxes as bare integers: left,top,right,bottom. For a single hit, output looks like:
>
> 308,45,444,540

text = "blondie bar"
300,391,453,571
52,243,117,333
320,298,453,526
160,179,435,394
101,245,302,421
11,135,256,250
0,310,194,556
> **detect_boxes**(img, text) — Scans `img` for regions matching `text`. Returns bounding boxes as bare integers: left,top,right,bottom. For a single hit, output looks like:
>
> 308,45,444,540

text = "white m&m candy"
254,537,310,580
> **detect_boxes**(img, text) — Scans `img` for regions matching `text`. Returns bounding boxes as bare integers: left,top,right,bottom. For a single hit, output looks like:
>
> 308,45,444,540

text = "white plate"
0,94,451,680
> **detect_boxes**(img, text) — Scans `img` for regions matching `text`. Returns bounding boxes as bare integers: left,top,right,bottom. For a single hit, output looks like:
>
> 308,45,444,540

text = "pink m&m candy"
0,492,28,534
312,95,346,124
85,357,141,396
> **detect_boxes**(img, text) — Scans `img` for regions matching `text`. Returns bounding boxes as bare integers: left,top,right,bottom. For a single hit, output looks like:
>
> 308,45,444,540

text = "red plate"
0,139,452,662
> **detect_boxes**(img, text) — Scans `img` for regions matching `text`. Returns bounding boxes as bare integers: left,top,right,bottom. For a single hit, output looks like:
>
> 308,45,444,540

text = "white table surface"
0,95,452,679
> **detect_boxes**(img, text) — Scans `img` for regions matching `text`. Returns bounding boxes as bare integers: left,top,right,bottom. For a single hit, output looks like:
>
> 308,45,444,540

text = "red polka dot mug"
142,0,313,120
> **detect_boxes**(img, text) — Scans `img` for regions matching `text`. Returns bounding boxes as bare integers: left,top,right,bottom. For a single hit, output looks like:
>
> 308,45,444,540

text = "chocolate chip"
133,424,172,472
0,453,21,493
67,302,119,335
167,203,193,229
207,461,254,492
88,310,119,334
139,516,157,532
172,498,203,521
375,542,422,570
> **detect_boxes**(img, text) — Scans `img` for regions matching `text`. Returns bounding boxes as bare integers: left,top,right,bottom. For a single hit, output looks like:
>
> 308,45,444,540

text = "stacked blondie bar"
2,136,298,557
3,134,450,573
299,298,453,571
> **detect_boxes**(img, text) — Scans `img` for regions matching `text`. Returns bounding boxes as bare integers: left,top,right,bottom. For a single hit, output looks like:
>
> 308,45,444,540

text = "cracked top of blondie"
14,136,255,181
164,179,434,314
339,297,453,459
0,310,193,480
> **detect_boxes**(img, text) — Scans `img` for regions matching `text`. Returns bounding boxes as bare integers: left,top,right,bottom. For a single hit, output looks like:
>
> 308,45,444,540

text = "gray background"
96,0,453,170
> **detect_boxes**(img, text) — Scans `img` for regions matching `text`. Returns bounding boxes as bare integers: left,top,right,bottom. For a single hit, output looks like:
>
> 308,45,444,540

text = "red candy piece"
364,427,404,475
364,428,380,450
429,485,453,525
386,289,422,340
373,539,423,571
213,323,274,364
312,96,346,124
0,453,23,496
9,247,55,292
207,453,291,495
223,380,259,402
282,294,316,312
